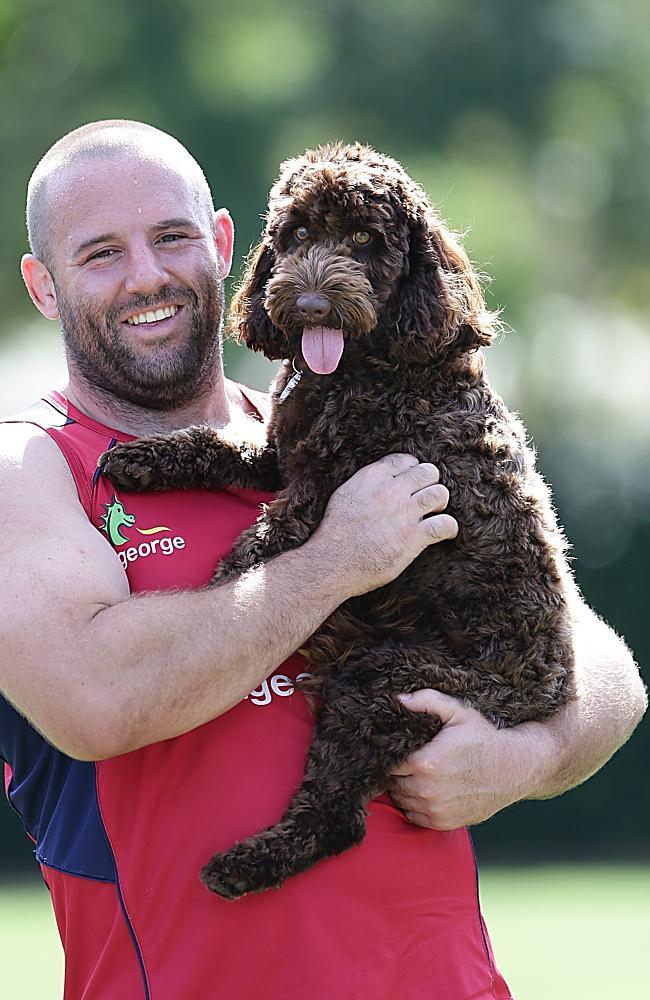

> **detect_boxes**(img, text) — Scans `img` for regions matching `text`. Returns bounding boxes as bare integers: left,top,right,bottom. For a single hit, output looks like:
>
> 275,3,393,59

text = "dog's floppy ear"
390,206,496,364
228,239,287,359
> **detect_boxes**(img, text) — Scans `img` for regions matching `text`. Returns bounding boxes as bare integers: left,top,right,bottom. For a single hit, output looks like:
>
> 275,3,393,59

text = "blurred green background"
0,0,648,995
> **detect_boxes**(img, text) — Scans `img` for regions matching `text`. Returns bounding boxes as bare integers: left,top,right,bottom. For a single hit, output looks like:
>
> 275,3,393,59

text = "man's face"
44,152,228,410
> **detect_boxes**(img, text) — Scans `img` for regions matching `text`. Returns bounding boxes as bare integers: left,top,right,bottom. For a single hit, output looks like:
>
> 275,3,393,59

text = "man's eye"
353,231,372,246
159,233,184,243
88,248,118,262
294,226,309,241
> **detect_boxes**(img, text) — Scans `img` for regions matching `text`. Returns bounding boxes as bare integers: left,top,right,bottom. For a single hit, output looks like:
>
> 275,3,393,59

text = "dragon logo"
100,495,170,547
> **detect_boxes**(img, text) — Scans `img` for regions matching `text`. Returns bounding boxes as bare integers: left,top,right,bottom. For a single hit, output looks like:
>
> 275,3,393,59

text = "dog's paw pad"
200,839,286,899
200,857,256,901
98,447,157,489
201,855,267,900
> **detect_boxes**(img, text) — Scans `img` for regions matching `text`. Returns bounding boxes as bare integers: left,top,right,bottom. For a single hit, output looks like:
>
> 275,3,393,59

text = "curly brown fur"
100,142,575,900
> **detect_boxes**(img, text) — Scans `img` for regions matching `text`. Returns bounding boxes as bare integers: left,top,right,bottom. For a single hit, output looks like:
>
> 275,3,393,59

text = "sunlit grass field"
480,866,650,999
0,866,647,999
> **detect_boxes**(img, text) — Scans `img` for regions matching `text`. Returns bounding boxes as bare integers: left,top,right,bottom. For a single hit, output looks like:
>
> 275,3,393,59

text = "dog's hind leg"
99,426,281,493
200,642,451,900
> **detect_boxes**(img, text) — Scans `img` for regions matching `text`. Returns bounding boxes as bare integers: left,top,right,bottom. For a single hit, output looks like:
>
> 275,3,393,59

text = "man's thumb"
397,688,460,724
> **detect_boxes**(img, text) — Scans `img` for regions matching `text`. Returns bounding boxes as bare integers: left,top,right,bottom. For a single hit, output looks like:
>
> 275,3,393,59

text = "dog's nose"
296,293,331,323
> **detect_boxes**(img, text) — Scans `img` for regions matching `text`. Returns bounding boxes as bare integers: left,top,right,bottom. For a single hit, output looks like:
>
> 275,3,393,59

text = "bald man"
0,120,645,1000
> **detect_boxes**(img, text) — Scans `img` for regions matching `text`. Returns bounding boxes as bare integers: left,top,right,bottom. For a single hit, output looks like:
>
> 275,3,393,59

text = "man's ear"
213,208,235,279
21,255,59,320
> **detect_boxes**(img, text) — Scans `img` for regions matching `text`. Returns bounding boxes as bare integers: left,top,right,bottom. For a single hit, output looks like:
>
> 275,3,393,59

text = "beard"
56,270,225,411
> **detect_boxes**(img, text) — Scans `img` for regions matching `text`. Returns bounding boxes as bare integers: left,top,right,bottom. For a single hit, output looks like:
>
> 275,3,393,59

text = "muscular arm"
518,594,645,799
0,424,456,761
390,589,646,829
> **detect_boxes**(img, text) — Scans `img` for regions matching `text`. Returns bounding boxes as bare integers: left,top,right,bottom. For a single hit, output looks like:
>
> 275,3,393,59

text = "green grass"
0,866,648,998
0,877,63,999
480,865,650,999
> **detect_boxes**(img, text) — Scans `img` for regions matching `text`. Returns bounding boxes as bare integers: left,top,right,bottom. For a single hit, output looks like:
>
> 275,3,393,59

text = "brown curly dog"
100,142,575,900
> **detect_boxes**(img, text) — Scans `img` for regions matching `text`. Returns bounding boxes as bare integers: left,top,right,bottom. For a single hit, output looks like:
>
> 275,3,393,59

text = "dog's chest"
272,380,457,487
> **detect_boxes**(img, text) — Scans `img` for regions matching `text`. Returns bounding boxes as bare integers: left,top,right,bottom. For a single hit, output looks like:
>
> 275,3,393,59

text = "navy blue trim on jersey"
0,694,116,882
116,870,152,999
37,396,76,427
469,831,496,977
93,437,117,487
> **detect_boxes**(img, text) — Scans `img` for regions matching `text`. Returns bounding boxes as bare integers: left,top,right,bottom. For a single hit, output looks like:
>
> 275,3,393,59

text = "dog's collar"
278,357,303,402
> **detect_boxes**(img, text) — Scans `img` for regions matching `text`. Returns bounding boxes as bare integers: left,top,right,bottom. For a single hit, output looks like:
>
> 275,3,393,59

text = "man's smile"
125,304,179,326
121,303,186,338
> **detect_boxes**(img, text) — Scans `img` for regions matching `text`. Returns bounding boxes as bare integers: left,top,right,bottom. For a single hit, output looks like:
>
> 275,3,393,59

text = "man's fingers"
368,454,440,486
412,483,449,513
388,788,422,812
404,810,458,831
389,761,416,776
400,461,440,491
398,688,463,722
423,513,459,542
324,454,458,594
403,810,437,828
376,453,420,475
391,794,449,830
389,689,462,777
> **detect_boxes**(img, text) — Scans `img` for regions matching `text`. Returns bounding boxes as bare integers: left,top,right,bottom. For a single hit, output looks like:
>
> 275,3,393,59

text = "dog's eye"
353,231,372,246
294,226,309,241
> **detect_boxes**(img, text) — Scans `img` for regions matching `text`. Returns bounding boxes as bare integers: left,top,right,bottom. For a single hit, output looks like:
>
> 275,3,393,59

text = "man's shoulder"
1,395,69,429
239,383,272,422
0,408,72,490
0,415,48,455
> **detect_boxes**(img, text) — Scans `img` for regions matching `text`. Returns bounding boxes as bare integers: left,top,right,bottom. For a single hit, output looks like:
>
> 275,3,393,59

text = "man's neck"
63,371,254,437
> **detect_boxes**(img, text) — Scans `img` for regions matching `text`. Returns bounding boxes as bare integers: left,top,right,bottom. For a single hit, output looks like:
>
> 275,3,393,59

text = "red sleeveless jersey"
1,389,512,1000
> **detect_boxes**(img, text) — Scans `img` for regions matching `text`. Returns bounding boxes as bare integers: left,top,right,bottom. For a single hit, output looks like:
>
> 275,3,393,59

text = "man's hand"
316,454,459,597
389,598,647,829
388,689,549,830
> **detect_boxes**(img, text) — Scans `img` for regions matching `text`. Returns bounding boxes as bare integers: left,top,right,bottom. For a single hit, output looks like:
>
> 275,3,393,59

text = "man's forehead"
52,149,198,205
48,150,208,241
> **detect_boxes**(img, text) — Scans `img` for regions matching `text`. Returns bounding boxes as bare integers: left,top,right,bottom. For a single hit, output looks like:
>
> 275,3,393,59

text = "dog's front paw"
98,441,163,491
200,838,285,900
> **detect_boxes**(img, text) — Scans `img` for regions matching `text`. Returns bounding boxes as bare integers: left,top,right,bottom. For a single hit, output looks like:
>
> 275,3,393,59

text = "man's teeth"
126,305,178,325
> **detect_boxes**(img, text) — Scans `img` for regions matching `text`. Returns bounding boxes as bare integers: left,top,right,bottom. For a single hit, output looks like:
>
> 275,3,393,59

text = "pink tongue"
301,327,345,374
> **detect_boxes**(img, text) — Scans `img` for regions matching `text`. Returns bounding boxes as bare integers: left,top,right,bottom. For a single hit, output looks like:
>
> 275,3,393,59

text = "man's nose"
123,246,169,295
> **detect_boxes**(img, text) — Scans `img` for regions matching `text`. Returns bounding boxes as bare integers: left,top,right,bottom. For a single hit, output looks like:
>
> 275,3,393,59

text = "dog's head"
229,143,497,372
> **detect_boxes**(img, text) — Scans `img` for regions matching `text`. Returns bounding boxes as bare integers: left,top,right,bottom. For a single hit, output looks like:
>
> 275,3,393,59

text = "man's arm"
389,591,646,829
0,423,457,761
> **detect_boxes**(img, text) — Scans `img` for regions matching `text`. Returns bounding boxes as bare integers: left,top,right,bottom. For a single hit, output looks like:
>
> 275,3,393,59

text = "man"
0,120,644,999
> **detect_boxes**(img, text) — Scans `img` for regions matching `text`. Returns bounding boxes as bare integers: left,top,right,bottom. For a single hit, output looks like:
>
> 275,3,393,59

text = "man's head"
22,120,235,410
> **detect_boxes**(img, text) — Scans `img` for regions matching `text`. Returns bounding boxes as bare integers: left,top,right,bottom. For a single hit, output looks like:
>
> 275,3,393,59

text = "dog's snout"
296,293,331,322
